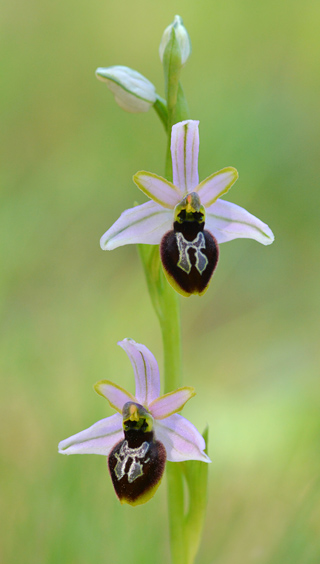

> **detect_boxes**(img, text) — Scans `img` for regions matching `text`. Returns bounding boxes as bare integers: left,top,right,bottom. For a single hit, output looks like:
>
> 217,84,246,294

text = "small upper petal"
154,413,211,463
94,380,136,412
133,171,183,209
196,167,238,207
100,200,173,250
118,339,160,406
149,387,195,419
58,413,123,456
171,120,199,194
205,199,274,245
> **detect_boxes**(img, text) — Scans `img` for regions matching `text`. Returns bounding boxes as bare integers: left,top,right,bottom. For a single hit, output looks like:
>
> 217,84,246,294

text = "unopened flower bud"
159,15,191,66
95,66,156,113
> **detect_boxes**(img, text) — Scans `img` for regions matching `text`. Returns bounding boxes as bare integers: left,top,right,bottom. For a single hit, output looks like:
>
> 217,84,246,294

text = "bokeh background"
1,0,320,562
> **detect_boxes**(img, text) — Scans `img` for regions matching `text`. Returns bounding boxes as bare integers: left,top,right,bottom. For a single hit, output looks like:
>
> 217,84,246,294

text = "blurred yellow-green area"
1,0,320,562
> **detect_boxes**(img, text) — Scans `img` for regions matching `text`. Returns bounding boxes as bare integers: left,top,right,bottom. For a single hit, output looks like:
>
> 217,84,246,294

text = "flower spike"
59,339,210,506
100,120,274,297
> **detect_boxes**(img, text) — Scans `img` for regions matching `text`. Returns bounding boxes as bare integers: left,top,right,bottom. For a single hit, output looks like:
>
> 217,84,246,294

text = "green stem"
166,462,186,564
153,95,168,131
138,245,186,564
137,245,182,392
159,278,182,392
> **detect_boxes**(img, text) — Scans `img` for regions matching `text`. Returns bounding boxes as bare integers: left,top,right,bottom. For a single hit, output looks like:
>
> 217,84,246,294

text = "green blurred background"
1,0,320,562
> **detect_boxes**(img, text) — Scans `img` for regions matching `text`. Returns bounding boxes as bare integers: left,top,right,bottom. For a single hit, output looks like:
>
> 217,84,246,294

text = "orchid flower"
100,120,274,297
59,338,210,506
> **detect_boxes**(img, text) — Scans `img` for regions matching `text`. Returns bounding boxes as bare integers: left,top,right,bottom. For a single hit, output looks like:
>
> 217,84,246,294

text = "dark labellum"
108,428,166,506
160,220,219,297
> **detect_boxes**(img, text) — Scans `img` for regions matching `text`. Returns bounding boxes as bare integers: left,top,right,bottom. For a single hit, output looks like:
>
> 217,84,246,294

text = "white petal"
154,414,211,463
133,171,182,209
205,199,274,245
171,120,199,194
100,201,173,250
196,167,238,207
118,339,160,406
58,413,123,456
94,380,136,412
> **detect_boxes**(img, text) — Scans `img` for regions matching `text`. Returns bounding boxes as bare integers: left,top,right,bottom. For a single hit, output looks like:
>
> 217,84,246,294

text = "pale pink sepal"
100,200,173,250
133,172,182,209
58,413,123,456
205,199,274,245
118,339,160,406
171,120,199,194
154,414,211,463
94,380,136,412
196,167,239,207
149,387,195,419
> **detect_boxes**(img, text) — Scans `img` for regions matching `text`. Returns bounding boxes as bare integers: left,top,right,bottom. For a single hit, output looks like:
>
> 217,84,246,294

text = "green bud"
159,15,191,66
95,66,156,113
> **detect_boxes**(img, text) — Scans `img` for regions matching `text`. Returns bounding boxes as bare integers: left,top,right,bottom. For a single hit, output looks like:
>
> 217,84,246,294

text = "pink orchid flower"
59,339,210,506
100,120,274,297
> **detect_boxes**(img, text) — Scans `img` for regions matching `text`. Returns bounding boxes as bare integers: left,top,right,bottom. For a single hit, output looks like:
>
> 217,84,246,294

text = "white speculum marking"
114,440,150,483
176,232,208,274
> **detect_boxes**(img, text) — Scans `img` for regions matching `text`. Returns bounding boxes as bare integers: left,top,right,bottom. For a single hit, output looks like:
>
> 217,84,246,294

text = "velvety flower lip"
100,120,274,251
58,338,210,464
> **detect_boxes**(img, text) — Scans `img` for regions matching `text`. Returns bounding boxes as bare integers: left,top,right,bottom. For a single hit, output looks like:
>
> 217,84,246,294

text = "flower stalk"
139,244,197,564
138,21,208,563
153,95,168,131
138,245,182,392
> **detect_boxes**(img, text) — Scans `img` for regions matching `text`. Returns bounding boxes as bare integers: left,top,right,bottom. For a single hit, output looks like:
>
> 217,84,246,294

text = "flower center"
174,192,205,224
122,401,154,433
